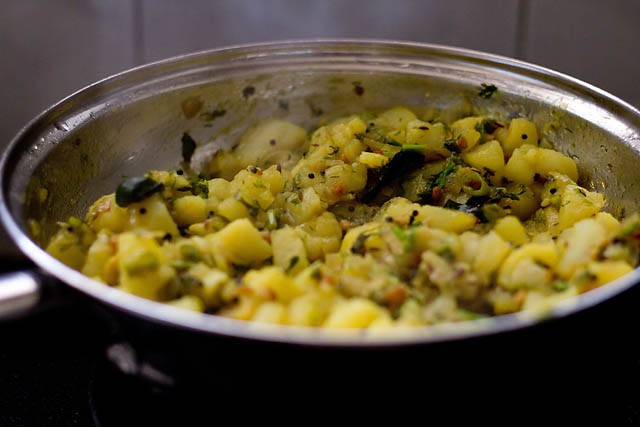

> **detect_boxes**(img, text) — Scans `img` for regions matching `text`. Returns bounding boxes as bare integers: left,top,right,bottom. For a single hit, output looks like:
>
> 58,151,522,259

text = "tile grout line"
514,0,531,60
132,0,145,65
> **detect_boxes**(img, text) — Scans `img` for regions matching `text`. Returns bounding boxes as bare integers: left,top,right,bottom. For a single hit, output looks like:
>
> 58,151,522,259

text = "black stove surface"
3,267,640,425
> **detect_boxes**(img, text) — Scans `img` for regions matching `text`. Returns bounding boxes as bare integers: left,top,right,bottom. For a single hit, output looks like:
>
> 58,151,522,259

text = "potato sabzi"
46,105,640,329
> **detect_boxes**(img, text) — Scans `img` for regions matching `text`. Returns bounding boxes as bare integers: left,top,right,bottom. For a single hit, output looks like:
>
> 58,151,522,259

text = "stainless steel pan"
2,40,640,347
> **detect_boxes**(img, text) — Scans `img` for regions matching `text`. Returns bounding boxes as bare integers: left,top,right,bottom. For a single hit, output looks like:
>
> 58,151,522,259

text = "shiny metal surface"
2,40,640,346
0,271,41,319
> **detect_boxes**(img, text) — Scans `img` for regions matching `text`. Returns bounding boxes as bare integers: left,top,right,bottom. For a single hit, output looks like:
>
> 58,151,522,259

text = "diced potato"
557,185,604,230
244,266,302,303
375,107,417,129
168,295,205,312
288,291,336,326
86,194,128,233
46,228,87,270
462,140,505,185
451,116,483,137
251,302,287,324
81,232,114,279
358,151,389,168
585,260,633,288
216,198,249,221
231,169,276,210
533,149,579,182
207,178,231,200
127,194,180,236
418,205,477,233
473,231,512,279
271,226,309,275
340,222,382,253
234,119,308,168
498,242,558,290
504,144,537,185
458,128,481,151
379,197,476,233
286,187,327,225
505,144,578,185
185,263,230,307
215,218,272,266
261,165,285,194
503,184,539,221
500,118,538,157
172,195,207,226
321,163,368,204
300,212,342,260
555,218,607,279
118,232,175,300
493,215,528,245
405,121,448,159
595,212,621,238
323,298,388,328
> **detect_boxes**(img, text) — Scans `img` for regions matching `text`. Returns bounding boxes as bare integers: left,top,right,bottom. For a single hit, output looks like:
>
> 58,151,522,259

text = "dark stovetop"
3,261,640,425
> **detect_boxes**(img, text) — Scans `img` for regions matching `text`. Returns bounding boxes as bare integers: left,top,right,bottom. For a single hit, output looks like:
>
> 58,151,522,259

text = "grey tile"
0,1,136,147
523,0,640,107
0,1,136,258
142,0,519,61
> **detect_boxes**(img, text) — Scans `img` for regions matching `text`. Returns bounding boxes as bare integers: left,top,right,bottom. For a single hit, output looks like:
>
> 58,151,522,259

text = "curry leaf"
115,176,164,207
181,132,197,164
478,83,498,99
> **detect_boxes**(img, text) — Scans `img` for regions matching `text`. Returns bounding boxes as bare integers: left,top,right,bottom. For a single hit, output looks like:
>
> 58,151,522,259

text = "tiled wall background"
0,0,639,258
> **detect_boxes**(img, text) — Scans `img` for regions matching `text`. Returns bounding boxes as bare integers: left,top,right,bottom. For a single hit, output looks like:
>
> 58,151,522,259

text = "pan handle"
0,271,44,319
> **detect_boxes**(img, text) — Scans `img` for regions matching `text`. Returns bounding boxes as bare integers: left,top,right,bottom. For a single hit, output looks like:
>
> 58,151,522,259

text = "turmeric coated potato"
45,106,638,329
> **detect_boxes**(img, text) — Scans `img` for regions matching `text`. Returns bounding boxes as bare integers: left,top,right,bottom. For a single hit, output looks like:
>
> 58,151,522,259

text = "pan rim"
2,38,640,347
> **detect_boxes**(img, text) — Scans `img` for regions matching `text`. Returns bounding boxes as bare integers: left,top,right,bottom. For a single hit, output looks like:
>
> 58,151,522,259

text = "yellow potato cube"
287,291,336,326
358,151,389,168
323,298,387,328
207,178,231,200
86,194,128,233
376,107,417,129
216,198,249,221
501,118,539,157
558,185,604,230
168,295,205,312
172,195,207,226
340,222,382,253
451,116,483,136
234,119,308,168
504,144,538,185
405,121,448,158
215,218,272,266
81,232,114,279
473,231,512,279
127,194,179,236
493,215,528,245
418,205,477,233
271,226,309,275
586,261,633,288
498,242,558,290
505,145,578,186
462,140,505,185
251,302,287,324
118,232,175,300
244,266,302,303
556,218,607,279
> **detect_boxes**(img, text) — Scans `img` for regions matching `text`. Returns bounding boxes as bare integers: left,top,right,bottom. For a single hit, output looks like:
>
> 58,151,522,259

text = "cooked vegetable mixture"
46,106,640,328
